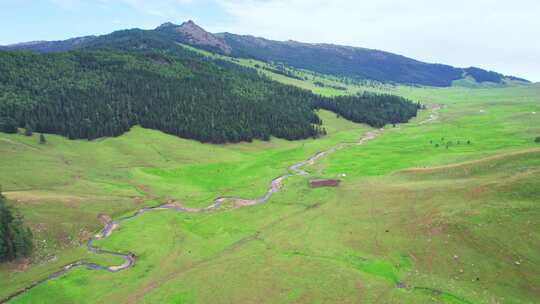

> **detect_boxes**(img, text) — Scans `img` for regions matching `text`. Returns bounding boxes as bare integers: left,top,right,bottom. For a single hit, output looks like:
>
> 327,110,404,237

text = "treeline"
463,67,502,83
220,33,465,86
0,50,321,143
0,189,33,262
261,65,304,81
313,81,347,91
0,48,418,143
314,92,421,128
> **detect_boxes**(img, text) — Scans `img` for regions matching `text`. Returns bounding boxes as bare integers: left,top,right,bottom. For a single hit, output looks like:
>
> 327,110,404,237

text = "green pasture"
9,143,540,303
0,57,539,303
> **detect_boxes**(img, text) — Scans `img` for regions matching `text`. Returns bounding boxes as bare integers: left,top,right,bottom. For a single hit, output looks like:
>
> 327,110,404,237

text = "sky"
1,0,539,81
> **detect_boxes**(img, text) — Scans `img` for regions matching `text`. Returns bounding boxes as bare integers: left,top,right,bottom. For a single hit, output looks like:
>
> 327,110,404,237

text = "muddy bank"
309,179,341,188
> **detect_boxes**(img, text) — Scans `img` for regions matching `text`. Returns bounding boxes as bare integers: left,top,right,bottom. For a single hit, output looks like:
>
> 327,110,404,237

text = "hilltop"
1,20,529,87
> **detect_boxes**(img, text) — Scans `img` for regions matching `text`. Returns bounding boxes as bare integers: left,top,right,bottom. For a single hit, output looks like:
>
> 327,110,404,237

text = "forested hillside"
217,33,529,86
1,21,529,87
0,47,419,143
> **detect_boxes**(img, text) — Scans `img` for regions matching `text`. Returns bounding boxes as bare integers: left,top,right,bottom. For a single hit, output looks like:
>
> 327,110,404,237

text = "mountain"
156,20,232,54
0,21,529,87
219,33,530,86
0,36,96,53
0,39,419,143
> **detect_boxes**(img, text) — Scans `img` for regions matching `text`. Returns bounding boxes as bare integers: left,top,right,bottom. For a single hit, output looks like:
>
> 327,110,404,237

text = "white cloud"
215,0,540,80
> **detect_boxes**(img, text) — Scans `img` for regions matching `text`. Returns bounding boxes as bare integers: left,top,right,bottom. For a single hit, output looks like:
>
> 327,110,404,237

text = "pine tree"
24,124,33,136
0,118,18,134
0,188,33,262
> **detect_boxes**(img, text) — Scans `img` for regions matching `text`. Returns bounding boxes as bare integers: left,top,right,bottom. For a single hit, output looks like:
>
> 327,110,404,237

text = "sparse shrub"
467,140,471,145
535,136,540,143
39,134,46,145
24,124,33,137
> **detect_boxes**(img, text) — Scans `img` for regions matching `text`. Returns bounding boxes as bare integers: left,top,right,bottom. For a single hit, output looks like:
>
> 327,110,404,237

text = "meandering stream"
2,106,441,303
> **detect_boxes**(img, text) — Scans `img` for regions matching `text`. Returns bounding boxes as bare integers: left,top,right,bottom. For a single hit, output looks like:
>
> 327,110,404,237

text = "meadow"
0,56,539,303
0,109,367,299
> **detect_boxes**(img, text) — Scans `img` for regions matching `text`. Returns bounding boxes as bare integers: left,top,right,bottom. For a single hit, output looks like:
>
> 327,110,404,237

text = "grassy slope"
8,105,540,303
313,85,540,178
179,43,367,96
0,110,367,299
1,52,539,303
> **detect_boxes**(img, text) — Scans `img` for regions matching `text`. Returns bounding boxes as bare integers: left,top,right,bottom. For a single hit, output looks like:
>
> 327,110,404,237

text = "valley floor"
1,84,539,303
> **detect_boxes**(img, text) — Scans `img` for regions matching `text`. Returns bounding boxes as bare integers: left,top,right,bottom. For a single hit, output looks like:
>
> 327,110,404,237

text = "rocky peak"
156,22,178,30
156,20,232,54
181,20,197,27
176,20,208,36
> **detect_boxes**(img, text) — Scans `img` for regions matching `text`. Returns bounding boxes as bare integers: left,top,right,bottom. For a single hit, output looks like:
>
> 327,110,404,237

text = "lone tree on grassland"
535,136,540,143
39,134,46,145
24,123,33,137
0,188,33,262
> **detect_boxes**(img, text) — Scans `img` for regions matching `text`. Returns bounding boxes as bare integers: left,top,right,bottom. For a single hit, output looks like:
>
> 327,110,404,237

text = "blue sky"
0,0,230,43
1,0,539,81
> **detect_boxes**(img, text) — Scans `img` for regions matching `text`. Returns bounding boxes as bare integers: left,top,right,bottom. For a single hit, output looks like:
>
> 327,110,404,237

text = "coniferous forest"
0,47,419,143
314,93,420,128
0,190,33,262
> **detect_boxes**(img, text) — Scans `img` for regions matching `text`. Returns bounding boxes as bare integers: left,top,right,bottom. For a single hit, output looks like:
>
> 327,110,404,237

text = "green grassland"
0,52,539,303
179,43,369,96
312,85,540,179
0,110,367,299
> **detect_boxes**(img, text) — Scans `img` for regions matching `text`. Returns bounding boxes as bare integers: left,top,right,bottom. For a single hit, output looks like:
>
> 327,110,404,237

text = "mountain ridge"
0,20,529,86
155,20,232,54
